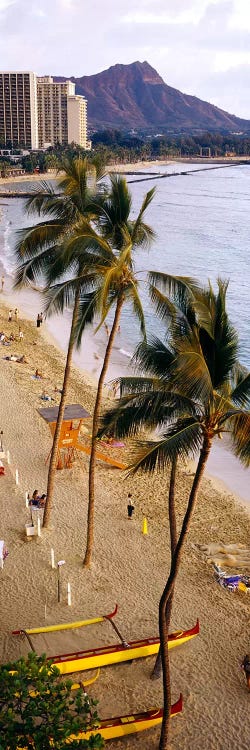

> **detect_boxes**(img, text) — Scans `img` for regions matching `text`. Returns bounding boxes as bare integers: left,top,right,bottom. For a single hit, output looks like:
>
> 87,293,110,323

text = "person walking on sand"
1,275,4,292
8,309,12,322
127,493,135,519
19,327,24,341
14,307,19,321
241,655,250,690
104,322,110,337
37,313,41,328
40,312,43,324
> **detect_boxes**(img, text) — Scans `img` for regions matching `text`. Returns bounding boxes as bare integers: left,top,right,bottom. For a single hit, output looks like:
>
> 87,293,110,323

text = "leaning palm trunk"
83,296,124,566
159,435,211,750
152,458,178,680
43,290,80,528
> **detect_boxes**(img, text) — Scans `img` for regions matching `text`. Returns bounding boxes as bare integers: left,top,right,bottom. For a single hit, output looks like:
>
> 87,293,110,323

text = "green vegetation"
2,130,250,180
0,651,103,750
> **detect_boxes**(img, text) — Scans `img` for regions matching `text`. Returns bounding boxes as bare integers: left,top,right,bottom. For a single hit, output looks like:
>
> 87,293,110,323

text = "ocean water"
0,162,249,503
1,161,249,368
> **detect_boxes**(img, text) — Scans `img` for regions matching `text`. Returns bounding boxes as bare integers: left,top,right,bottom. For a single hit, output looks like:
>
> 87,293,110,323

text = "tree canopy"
0,652,103,750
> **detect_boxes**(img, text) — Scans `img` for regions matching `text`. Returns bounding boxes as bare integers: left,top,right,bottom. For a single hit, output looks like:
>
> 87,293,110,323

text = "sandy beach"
0,296,250,750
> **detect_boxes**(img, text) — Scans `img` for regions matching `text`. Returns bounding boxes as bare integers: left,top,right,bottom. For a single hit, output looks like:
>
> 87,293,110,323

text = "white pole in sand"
50,548,55,569
67,582,71,606
25,491,29,508
7,450,10,464
37,518,41,537
15,469,19,485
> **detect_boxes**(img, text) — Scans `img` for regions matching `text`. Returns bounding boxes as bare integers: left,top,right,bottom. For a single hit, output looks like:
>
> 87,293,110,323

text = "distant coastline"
1,155,250,188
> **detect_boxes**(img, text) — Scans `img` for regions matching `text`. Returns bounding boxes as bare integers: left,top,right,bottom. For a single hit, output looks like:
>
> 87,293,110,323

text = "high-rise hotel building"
0,71,38,149
0,72,90,150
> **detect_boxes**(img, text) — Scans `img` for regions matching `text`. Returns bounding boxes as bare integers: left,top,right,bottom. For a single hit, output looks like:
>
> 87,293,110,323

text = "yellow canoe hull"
53,621,199,675
68,696,182,742
70,714,161,742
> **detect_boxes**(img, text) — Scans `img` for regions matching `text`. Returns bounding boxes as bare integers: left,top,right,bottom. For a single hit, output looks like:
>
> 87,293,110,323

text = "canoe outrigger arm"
12,604,118,637
103,612,129,648
16,630,36,652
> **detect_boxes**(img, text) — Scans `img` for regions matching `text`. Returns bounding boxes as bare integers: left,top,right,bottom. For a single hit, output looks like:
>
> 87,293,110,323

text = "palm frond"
198,281,239,388
173,331,213,403
43,276,86,316
148,271,199,300
99,390,172,438
133,337,175,380
128,281,146,337
127,419,203,475
149,286,177,324
14,246,61,288
15,220,66,263
64,220,114,263
230,413,250,467
119,376,159,395
25,181,61,215
130,186,156,247
75,289,101,348
231,370,250,409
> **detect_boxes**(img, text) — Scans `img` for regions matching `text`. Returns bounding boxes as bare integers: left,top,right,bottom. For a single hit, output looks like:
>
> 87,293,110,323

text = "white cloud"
31,7,46,17
213,50,250,70
0,0,249,118
230,0,250,30
0,0,15,9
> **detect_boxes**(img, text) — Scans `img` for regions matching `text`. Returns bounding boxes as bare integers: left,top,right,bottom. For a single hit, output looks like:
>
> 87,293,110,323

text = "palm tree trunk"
159,594,173,745
43,290,80,528
83,296,124,567
159,435,212,750
152,458,177,680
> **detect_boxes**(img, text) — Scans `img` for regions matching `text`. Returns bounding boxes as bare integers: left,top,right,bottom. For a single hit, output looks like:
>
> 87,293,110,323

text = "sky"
1,0,250,119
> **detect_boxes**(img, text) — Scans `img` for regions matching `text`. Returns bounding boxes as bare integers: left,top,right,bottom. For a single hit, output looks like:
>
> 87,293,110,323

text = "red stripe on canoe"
49,620,199,664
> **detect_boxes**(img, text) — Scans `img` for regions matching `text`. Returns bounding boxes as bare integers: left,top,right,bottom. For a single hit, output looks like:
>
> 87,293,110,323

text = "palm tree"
82,175,156,566
14,156,107,528
99,278,250,749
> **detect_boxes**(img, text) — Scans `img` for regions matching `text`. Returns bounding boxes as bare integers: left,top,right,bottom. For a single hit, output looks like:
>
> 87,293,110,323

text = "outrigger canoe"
18,696,182,748
68,695,183,742
50,620,199,675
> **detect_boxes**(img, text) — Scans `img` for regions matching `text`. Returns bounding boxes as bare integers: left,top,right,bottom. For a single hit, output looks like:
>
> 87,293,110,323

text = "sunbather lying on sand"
199,542,250,556
4,354,28,363
208,554,250,568
40,390,54,401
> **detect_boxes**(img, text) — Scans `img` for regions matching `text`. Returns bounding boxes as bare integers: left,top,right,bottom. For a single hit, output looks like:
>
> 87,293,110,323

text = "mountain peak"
55,62,250,133
107,60,164,84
